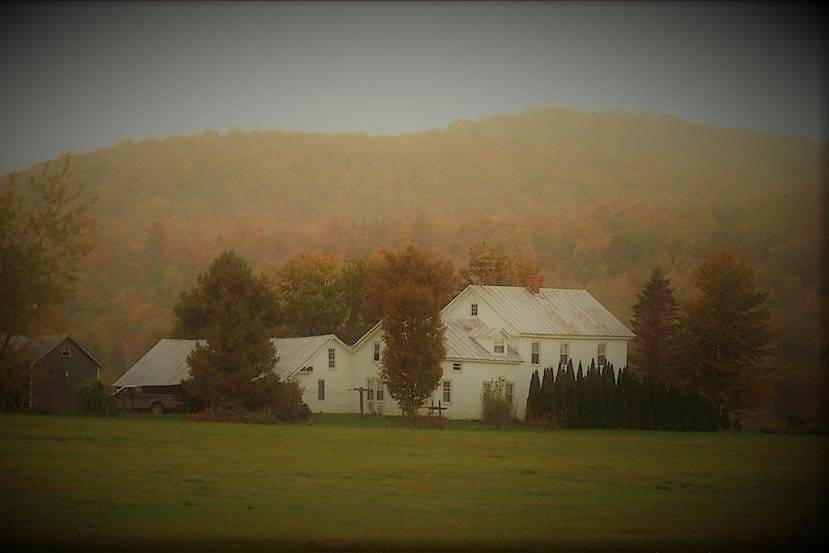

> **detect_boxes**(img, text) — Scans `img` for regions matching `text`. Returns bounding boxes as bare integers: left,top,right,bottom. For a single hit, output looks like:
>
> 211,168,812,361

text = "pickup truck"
113,385,189,414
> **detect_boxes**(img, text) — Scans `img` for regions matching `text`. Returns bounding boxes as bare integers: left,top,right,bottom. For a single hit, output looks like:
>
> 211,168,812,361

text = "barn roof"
444,319,522,363
113,335,338,388
12,335,102,367
451,285,634,338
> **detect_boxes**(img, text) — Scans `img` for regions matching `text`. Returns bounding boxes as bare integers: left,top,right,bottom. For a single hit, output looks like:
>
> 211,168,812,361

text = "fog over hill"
6,107,824,419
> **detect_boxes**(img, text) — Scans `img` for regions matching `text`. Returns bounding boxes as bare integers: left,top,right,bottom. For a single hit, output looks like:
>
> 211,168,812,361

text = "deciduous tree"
0,155,95,408
364,245,457,324
379,283,446,419
683,252,772,410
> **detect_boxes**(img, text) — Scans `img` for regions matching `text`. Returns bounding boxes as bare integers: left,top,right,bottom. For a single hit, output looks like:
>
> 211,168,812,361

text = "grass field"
1,413,825,551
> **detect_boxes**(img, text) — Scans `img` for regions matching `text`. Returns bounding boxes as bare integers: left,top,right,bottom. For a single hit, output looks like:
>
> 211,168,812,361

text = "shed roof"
12,335,102,367
114,335,337,388
458,285,634,338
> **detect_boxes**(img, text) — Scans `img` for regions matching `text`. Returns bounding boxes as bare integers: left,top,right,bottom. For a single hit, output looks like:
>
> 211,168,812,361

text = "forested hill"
8,107,825,417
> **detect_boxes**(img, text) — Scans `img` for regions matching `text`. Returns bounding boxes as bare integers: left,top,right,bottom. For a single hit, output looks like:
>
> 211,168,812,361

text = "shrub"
481,376,515,429
191,376,311,424
75,379,111,416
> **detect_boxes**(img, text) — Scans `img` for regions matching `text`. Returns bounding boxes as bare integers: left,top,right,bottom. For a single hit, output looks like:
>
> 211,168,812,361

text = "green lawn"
0,413,825,551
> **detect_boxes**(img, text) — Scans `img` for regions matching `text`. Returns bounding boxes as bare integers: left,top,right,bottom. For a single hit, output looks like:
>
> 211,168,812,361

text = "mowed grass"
0,413,826,552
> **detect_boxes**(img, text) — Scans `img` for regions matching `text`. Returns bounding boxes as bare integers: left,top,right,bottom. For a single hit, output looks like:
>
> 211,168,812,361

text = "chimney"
525,273,542,295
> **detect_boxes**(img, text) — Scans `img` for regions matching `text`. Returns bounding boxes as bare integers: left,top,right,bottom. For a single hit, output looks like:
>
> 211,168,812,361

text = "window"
494,338,505,354
373,342,380,361
560,343,569,366
328,348,336,368
442,381,451,403
598,343,607,367
482,382,491,397
60,346,70,358
317,380,325,401
452,362,462,372
531,342,540,365
471,303,478,316
64,370,70,379
506,382,514,404
367,378,384,401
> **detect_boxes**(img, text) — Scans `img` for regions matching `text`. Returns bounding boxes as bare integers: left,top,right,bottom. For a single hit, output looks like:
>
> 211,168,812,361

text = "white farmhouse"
114,285,633,420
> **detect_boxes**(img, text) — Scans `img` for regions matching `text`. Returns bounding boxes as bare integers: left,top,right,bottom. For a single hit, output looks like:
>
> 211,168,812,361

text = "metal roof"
468,285,634,338
444,319,523,363
114,335,336,388
12,335,103,367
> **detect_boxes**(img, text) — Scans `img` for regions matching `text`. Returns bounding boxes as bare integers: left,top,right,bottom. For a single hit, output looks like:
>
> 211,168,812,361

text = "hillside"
6,107,825,420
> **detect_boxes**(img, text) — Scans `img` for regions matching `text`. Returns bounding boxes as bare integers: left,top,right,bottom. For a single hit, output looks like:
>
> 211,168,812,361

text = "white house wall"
433,360,528,420
442,287,518,334
350,326,403,416
294,339,353,413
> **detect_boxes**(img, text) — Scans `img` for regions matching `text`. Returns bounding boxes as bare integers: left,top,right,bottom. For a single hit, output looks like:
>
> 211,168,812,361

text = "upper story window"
598,343,607,367
452,362,462,372
494,338,505,354
373,342,380,362
531,342,540,365
328,348,336,368
442,381,451,403
560,343,569,366
60,346,70,358
470,303,478,316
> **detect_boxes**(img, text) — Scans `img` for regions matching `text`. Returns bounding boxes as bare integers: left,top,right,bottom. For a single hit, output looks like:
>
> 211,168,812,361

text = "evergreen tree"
576,362,588,428
589,360,603,428
604,363,617,428
627,371,643,429
653,378,668,430
555,366,567,425
540,367,555,420
565,360,579,428
642,376,655,430
526,369,541,422
667,384,681,430
616,367,629,429
583,364,595,428
629,267,684,379
181,251,287,411
173,251,280,339
679,387,693,431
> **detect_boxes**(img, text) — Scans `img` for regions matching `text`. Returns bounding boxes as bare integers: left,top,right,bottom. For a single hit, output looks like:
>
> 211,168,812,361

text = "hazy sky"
1,1,826,170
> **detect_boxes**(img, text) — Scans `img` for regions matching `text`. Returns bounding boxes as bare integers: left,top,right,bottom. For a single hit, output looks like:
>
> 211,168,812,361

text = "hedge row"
525,360,727,431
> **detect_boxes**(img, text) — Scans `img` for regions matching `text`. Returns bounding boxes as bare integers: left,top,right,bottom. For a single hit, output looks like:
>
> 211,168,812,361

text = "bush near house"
481,376,515,429
74,380,112,417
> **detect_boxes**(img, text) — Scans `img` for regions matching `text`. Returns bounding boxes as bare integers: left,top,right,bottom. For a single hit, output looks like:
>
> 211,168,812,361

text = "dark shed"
27,335,102,413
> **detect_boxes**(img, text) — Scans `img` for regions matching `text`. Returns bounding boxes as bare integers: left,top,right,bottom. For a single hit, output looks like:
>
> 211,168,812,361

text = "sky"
1,1,826,170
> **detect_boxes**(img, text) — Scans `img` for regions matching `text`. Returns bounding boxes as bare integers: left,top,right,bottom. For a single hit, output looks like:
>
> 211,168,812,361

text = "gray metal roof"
114,335,336,388
444,319,523,363
469,285,634,338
